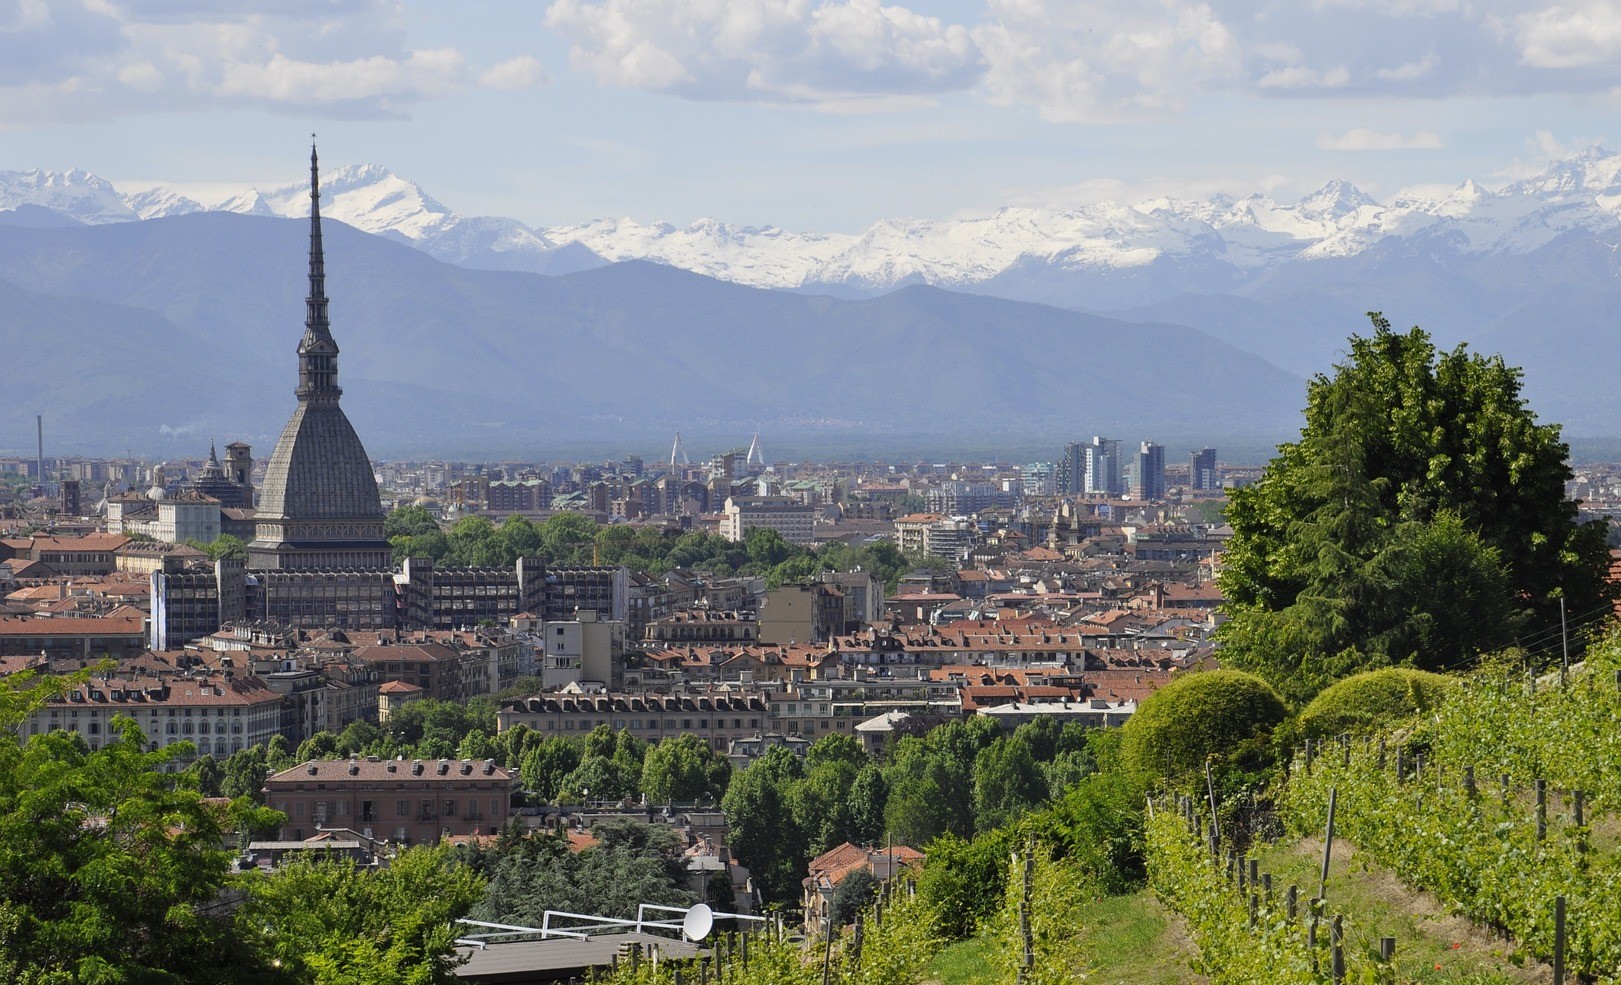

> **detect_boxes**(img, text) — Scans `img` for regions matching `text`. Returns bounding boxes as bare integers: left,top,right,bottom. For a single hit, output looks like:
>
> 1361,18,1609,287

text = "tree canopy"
1217,314,1613,700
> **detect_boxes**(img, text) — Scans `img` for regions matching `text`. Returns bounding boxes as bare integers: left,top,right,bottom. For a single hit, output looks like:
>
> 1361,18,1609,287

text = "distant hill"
0,212,1304,458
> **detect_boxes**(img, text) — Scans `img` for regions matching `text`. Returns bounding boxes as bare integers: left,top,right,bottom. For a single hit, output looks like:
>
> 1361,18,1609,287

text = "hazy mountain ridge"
0,212,1306,457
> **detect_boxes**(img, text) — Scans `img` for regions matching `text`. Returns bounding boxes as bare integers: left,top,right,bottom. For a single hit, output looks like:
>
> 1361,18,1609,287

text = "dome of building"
147,464,168,500
257,405,382,519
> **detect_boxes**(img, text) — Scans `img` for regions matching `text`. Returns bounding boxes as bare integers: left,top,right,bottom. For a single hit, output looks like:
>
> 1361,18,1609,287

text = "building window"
443,800,457,818
396,799,409,817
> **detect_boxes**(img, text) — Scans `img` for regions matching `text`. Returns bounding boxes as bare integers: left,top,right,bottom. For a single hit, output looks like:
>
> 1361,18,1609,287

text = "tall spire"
296,137,341,401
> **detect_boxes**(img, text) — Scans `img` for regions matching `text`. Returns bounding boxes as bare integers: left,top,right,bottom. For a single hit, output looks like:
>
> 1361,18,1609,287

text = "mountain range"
0,212,1302,459
3,149,1621,456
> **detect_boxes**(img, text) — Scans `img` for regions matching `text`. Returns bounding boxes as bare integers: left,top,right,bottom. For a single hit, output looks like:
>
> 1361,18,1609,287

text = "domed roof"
256,401,381,520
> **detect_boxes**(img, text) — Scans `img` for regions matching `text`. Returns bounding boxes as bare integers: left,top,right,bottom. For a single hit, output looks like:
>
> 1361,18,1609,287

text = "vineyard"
1144,633,1621,984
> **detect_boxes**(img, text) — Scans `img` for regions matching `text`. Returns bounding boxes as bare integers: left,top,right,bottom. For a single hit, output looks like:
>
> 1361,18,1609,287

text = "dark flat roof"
456,932,702,984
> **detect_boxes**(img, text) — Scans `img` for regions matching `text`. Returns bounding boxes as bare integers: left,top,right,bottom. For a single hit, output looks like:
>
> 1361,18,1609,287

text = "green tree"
971,734,1047,831
182,752,224,797
500,514,543,557
1219,314,1614,699
185,533,249,562
0,685,280,984
223,743,272,802
847,764,889,845
519,737,582,802
827,868,879,927
1296,667,1454,740
559,755,640,803
297,730,339,762
239,844,484,985
721,746,807,904
640,733,731,804
744,526,796,568
805,732,868,772
387,505,442,538
792,759,861,857
473,821,694,925
540,512,598,562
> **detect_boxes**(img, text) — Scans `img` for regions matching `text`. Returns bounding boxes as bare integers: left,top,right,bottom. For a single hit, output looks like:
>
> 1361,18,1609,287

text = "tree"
0,697,280,984
559,755,639,803
792,759,860,857
1218,314,1613,700
721,746,807,904
846,764,890,845
520,738,582,801
387,505,442,538
473,821,694,926
238,844,484,985
640,733,730,804
745,526,796,568
827,868,879,927
971,735,1046,831
186,533,249,562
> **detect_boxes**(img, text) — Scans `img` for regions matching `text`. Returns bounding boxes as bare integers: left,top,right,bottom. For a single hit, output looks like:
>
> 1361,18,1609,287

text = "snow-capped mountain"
0,163,597,276
0,168,136,224
8,148,1621,304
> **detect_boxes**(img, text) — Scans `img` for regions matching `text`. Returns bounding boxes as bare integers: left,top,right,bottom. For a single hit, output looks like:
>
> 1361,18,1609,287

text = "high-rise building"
1082,437,1121,495
1190,448,1218,491
248,144,392,573
1056,442,1084,494
1136,441,1166,500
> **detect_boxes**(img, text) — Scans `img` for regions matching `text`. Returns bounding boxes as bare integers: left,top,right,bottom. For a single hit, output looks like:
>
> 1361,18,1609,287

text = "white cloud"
1516,1,1621,68
973,0,1242,121
0,1,544,123
1317,128,1445,150
544,0,981,105
1375,52,1438,81
1257,64,1350,89
479,56,547,90
216,49,464,104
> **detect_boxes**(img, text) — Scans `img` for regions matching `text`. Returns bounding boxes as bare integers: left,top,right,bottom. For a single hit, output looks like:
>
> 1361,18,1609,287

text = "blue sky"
2,0,1618,229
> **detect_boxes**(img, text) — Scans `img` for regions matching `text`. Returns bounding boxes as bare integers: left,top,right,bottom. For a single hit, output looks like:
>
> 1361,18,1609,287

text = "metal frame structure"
454,905,764,949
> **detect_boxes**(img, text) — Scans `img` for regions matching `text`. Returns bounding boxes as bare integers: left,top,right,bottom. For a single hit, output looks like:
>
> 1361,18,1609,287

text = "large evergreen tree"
1218,314,1613,700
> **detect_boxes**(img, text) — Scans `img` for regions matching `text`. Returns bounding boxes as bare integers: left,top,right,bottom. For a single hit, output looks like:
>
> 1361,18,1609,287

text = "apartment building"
263,757,517,844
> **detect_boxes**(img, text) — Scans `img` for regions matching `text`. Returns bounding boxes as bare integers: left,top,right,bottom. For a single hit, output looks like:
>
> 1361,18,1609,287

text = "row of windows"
279,798,504,820
50,706,246,718
540,717,761,731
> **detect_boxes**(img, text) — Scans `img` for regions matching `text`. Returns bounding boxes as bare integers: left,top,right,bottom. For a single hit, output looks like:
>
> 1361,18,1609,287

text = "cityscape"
10,1,1621,981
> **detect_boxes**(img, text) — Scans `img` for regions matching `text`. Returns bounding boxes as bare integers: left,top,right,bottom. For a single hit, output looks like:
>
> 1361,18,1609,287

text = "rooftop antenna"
670,431,689,468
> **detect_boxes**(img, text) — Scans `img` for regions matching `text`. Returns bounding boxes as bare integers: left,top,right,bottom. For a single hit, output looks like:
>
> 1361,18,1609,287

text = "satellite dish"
682,903,714,941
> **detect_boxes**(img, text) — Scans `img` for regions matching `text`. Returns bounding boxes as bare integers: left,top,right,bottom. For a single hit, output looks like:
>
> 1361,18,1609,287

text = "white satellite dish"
682,903,714,942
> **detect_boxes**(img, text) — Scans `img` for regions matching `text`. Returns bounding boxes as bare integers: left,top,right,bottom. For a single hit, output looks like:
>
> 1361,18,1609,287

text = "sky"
2,1,1621,231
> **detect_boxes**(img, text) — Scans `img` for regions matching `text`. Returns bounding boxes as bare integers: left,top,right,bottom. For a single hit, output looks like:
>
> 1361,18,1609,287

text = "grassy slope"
927,890,1204,985
1251,836,1545,984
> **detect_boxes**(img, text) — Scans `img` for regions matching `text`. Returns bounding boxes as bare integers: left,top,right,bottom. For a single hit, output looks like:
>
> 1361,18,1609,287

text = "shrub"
1296,667,1452,740
1119,670,1287,790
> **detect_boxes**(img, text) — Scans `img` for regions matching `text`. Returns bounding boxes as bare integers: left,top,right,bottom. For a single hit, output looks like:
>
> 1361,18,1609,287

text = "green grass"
928,890,1204,985
1251,836,1539,984
928,936,995,985
1078,889,1205,985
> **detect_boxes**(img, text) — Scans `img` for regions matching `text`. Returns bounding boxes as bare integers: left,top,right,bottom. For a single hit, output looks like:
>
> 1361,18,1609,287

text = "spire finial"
296,138,340,401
